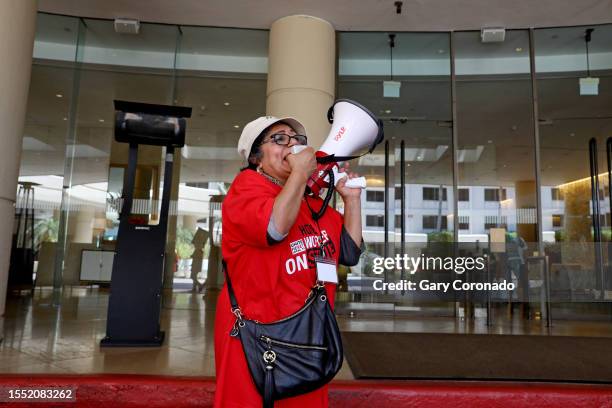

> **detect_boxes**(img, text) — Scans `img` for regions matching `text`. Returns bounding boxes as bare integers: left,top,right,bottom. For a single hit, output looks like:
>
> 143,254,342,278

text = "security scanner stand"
101,100,191,347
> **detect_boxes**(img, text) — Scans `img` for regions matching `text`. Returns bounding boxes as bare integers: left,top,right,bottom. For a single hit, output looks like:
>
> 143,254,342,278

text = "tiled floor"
1,287,611,378
0,288,355,379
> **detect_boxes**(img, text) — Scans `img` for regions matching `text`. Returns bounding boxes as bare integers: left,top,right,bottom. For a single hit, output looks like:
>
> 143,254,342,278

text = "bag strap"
222,260,241,315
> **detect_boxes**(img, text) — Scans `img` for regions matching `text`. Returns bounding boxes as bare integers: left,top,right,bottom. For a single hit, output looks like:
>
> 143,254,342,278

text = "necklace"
258,168,285,187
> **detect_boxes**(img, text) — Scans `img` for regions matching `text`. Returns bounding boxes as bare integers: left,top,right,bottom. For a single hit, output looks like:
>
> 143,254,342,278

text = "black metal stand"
101,101,191,347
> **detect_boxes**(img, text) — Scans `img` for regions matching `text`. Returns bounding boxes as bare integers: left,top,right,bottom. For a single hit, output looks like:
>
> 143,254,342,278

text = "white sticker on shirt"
315,256,338,284
290,239,306,255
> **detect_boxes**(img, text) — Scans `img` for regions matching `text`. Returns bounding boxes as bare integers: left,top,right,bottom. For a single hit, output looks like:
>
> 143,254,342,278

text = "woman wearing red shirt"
214,116,363,407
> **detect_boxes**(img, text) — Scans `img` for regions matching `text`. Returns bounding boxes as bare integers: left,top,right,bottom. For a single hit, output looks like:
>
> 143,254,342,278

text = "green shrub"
176,226,195,259
427,231,453,243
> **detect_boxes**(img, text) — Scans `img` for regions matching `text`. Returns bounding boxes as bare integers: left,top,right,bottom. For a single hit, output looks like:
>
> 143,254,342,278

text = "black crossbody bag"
223,261,343,408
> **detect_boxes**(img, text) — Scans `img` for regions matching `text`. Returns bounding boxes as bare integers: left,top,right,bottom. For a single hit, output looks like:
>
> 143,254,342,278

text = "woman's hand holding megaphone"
335,163,363,200
286,145,316,182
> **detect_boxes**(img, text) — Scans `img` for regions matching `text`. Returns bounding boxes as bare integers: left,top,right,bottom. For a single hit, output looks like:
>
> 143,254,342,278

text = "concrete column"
71,208,95,243
267,15,335,147
559,179,594,267
514,180,537,243
0,2,37,320
182,215,198,232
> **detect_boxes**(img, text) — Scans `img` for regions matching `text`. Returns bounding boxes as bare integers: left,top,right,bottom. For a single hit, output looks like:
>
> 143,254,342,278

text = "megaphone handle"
333,167,367,189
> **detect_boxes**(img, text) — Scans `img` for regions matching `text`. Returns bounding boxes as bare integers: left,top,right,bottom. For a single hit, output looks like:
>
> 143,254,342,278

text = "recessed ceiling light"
487,140,493,144
233,124,240,129
224,102,231,106
515,47,523,52
98,119,105,123
569,132,575,137
56,94,63,98
385,109,392,114
62,117,68,121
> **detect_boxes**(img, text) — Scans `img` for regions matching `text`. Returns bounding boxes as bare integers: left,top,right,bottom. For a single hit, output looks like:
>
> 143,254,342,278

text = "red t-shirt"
214,169,343,408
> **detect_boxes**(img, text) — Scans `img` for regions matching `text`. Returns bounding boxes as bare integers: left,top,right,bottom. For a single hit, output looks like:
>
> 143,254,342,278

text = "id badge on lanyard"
315,255,338,284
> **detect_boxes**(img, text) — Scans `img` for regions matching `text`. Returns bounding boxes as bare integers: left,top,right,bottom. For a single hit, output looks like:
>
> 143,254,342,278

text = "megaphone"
305,99,384,196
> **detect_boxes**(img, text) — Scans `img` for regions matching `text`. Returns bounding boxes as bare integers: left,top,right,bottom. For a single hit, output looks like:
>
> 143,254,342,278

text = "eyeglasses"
264,133,308,146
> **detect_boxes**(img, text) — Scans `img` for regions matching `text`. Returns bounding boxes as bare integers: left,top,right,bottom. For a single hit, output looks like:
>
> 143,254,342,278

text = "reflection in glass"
338,32,453,313
174,26,269,290
536,25,612,312
455,30,538,317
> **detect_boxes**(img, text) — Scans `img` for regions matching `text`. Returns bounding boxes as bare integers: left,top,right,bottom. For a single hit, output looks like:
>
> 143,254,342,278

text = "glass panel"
455,30,538,320
80,19,178,69
12,14,80,287
337,32,453,318
174,26,268,291
33,13,80,62
535,24,612,317
56,20,178,287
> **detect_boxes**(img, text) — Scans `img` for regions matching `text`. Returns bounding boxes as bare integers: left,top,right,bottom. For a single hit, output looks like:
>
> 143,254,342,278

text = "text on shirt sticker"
290,239,306,255
286,228,335,275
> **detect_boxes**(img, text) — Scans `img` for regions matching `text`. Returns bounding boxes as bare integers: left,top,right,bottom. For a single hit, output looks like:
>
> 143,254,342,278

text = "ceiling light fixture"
579,28,599,96
98,119,105,123
480,27,505,43
233,125,240,129
56,94,63,98
223,102,230,106
515,47,522,52
114,18,140,35
383,33,401,98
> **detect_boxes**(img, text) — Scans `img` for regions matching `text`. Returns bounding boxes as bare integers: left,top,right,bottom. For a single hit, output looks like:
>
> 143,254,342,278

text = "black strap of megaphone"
309,169,334,221
316,152,366,165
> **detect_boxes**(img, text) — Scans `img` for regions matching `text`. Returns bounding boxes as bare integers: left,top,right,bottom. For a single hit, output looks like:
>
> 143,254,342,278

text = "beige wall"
0,1,37,318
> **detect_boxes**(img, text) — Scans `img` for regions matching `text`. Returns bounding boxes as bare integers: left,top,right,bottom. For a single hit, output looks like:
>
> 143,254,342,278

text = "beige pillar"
182,215,198,231
559,179,594,267
267,15,335,147
514,180,537,243
71,208,95,244
0,2,37,320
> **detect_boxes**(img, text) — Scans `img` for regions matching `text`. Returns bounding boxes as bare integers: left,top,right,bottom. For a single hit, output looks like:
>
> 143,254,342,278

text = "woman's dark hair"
241,132,266,171
240,121,294,171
